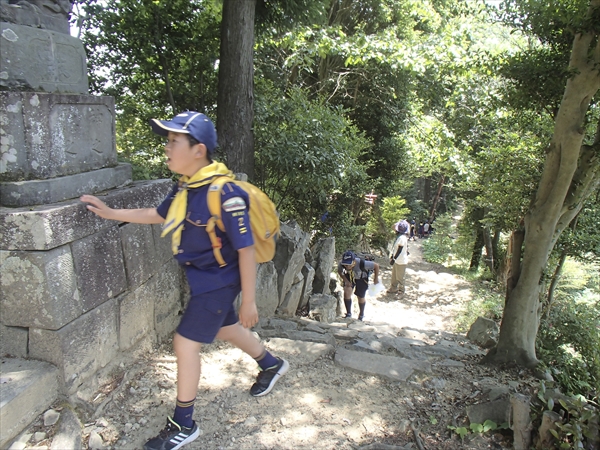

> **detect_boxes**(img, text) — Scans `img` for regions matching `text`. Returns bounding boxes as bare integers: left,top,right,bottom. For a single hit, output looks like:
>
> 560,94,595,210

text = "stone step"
0,357,60,449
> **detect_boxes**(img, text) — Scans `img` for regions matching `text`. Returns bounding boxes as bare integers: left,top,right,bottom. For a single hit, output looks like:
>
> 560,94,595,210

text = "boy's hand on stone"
239,301,258,328
80,194,112,219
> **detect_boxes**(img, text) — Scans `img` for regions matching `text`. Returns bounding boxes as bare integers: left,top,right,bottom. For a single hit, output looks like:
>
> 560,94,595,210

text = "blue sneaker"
250,358,289,397
144,416,200,450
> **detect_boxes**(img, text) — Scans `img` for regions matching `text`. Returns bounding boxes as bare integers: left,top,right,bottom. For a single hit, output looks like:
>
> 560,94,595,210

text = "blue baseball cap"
341,251,356,265
149,111,218,153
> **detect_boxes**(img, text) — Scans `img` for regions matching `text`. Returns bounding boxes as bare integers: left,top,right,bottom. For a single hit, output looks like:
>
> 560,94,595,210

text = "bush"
537,287,600,397
421,213,455,264
365,196,410,251
454,282,504,333
254,82,372,232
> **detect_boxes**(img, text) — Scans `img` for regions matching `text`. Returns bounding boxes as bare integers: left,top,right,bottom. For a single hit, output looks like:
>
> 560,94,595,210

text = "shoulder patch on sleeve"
222,196,247,212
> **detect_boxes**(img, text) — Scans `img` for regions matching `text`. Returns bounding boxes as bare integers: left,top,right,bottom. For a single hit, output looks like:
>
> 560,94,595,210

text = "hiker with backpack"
337,250,380,321
80,111,288,450
387,220,410,296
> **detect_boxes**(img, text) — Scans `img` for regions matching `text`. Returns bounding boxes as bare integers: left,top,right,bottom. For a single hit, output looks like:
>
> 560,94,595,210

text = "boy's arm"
80,195,164,224
373,262,380,284
238,245,259,328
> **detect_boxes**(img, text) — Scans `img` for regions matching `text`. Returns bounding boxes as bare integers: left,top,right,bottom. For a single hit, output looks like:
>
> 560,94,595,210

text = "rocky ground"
13,239,540,450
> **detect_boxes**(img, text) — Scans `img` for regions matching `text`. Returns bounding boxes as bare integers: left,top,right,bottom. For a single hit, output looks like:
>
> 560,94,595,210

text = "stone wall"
0,9,191,398
0,180,188,395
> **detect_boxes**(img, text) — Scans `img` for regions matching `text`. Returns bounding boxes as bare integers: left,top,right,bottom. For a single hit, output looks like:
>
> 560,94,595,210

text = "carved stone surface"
1,92,114,181
28,298,119,394
0,1,73,34
71,226,127,313
0,163,133,207
0,245,81,330
0,22,87,93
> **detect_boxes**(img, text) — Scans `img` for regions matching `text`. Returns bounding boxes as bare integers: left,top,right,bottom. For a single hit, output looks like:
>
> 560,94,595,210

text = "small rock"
96,418,109,428
244,416,257,426
44,409,61,427
280,417,287,426
124,423,133,431
33,432,47,442
398,420,411,433
88,431,104,449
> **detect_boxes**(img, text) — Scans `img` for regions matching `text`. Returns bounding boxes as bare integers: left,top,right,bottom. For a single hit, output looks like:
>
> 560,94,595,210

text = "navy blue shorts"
343,275,369,299
177,284,240,343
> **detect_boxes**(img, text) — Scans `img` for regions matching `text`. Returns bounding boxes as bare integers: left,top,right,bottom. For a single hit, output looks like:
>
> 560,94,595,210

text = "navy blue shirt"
157,181,255,295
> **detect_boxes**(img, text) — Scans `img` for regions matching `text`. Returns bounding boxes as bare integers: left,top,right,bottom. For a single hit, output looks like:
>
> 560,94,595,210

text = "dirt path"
22,239,528,450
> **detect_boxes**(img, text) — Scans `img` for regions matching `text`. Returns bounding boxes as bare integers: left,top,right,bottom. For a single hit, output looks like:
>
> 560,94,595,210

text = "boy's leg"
355,280,368,320
144,333,201,450
216,323,289,397
215,322,263,357
173,333,203,404
357,297,366,320
343,280,353,317
344,279,352,317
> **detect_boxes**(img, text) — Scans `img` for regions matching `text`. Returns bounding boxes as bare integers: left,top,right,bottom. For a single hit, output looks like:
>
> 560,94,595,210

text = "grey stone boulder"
308,293,337,323
273,221,310,306
255,262,280,317
310,237,335,295
466,399,511,425
466,317,499,348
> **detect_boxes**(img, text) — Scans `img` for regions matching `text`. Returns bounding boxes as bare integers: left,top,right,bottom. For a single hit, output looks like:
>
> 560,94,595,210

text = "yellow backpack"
206,175,280,267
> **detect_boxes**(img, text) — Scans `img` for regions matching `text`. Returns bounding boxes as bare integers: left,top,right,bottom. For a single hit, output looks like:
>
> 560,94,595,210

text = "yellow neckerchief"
161,161,231,254
344,261,356,285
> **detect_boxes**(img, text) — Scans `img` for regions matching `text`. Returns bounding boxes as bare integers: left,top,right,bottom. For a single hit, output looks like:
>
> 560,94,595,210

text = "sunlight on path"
362,238,472,333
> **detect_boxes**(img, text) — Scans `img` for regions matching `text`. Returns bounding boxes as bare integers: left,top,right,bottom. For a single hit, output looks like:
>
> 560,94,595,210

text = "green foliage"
447,425,469,440
535,380,599,450
537,282,600,397
448,420,505,441
454,282,505,333
78,0,221,181
554,199,600,265
254,82,371,233
365,196,410,250
421,213,455,264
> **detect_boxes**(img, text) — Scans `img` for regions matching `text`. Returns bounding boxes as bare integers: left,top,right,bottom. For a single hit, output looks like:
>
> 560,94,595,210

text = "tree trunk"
429,174,445,221
492,230,501,271
487,11,600,368
482,226,495,275
469,207,485,270
217,0,256,178
544,250,567,319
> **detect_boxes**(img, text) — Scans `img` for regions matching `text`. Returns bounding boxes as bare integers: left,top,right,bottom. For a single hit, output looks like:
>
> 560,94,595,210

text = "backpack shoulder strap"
359,258,365,272
206,175,234,267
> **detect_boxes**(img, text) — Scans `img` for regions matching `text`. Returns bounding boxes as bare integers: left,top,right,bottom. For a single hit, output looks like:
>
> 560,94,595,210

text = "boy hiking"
81,112,288,450
337,251,380,321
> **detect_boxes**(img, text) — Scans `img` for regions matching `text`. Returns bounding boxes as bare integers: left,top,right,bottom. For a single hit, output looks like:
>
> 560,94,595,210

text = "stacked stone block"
0,10,185,396
0,181,186,394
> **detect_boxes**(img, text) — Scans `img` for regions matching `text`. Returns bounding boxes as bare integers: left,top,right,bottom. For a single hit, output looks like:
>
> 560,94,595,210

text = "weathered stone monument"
0,2,185,446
